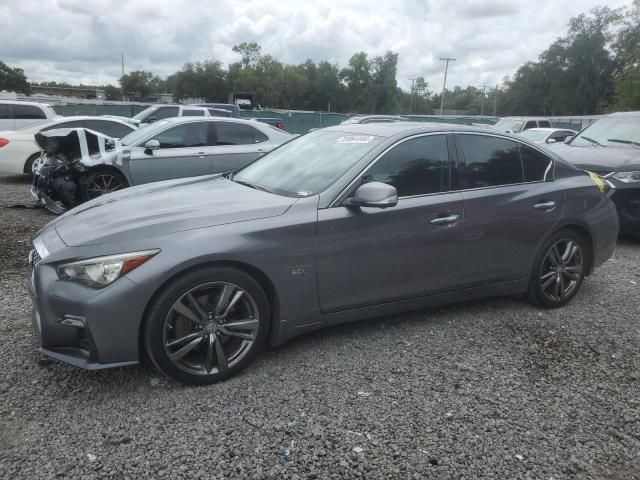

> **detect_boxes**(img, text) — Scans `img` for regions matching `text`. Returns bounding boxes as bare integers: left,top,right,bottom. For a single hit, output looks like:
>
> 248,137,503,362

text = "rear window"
13,104,46,119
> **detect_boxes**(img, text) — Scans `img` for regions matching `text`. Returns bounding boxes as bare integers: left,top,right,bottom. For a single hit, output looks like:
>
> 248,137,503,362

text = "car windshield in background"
233,130,384,197
571,117,640,148
494,119,524,132
520,130,549,142
119,121,170,146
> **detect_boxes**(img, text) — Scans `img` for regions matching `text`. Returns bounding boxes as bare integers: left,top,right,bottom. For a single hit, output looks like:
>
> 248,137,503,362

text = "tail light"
275,122,285,130
0,138,9,148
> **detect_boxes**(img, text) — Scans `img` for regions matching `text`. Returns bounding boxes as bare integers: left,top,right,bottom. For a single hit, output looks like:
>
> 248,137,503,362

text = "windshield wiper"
232,178,271,193
607,139,640,148
580,136,603,146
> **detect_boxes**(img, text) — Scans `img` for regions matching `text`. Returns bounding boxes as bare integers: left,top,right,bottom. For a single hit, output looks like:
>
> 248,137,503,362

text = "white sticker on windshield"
335,135,375,144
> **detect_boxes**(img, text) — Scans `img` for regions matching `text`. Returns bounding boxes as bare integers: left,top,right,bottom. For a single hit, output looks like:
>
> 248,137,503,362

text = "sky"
0,0,631,92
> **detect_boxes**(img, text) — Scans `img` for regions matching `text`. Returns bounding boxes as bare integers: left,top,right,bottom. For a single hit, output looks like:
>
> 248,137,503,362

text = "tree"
119,70,160,100
0,61,30,94
232,42,262,68
104,85,122,100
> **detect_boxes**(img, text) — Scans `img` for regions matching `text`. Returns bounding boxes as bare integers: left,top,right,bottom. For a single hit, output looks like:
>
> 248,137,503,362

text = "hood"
551,143,640,173
52,176,297,246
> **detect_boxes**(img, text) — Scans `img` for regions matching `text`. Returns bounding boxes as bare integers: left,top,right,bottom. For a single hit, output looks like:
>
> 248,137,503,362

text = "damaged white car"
31,117,293,214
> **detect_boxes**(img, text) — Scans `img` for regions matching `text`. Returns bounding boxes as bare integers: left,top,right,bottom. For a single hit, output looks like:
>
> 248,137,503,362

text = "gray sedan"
30,124,618,384
31,117,292,213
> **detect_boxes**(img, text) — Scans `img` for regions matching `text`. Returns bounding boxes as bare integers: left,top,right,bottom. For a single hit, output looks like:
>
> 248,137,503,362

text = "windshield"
494,119,524,132
233,130,384,197
520,130,549,142
571,117,640,148
119,120,171,146
131,106,157,121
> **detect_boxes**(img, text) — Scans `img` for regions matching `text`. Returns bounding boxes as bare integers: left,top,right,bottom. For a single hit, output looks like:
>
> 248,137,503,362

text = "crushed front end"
31,128,117,214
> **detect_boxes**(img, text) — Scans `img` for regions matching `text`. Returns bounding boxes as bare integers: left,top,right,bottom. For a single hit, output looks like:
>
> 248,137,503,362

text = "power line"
439,57,456,115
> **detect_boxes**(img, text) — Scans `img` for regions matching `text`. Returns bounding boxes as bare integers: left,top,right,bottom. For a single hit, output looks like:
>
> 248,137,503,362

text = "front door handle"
534,200,556,211
196,152,208,158
430,214,460,226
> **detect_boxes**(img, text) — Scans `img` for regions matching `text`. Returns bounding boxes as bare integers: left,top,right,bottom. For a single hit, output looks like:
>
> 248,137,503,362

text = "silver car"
29,124,618,385
31,117,292,213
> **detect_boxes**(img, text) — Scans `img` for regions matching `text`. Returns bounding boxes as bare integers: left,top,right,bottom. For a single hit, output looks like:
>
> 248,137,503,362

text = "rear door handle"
430,214,460,226
196,151,208,158
534,201,556,211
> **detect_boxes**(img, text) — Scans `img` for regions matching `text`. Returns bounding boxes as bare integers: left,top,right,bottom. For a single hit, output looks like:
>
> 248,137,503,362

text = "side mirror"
564,136,575,144
546,138,557,144
147,116,158,124
344,182,398,209
144,139,160,154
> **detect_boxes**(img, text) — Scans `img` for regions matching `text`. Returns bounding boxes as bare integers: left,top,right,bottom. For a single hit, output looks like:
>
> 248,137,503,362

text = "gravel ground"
0,173,639,480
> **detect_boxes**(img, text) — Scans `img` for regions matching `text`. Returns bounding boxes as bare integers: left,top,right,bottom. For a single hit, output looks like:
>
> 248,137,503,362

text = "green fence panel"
52,104,148,117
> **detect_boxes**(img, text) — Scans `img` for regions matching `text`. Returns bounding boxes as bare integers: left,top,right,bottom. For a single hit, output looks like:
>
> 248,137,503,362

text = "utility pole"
121,53,125,78
439,57,456,115
409,77,415,114
479,84,488,116
493,84,499,116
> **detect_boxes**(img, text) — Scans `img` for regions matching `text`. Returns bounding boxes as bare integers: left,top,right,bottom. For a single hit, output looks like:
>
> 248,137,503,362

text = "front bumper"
30,255,145,370
609,185,640,235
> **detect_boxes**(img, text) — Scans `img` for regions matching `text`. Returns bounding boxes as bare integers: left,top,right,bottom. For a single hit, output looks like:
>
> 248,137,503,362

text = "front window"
571,117,640,148
232,130,384,197
493,119,524,133
119,120,172,146
520,130,549,142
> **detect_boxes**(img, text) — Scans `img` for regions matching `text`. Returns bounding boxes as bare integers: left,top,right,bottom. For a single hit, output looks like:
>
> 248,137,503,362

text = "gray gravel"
1,173,639,479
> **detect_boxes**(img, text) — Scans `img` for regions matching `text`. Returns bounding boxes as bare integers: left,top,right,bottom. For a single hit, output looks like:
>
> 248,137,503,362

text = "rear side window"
147,106,179,121
519,144,553,182
13,104,46,119
83,120,134,138
458,134,523,189
182,109,205,117
0,104,9,119
538,120,551,128
216,122,267,145
363,135,449,197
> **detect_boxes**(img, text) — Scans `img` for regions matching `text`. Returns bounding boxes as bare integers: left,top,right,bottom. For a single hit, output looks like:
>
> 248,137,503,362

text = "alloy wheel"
163,282,260,376
86,174,124,199
539,239,583,302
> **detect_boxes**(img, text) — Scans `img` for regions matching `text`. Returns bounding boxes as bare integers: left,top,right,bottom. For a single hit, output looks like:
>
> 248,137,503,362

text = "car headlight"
612,171,640,183
57,250,159,288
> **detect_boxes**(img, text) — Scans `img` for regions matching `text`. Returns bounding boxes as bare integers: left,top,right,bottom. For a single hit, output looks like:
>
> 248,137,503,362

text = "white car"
519,128,578,145
103,105,223,127
0,100,58,131
0,116,136,175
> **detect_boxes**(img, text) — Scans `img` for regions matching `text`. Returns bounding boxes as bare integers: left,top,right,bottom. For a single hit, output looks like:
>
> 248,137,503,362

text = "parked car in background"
491,117,552,133
31,117,292,213
519,128,578,145
548,111,640,235
0,116,137,175
192,103,241,118
341,115,408,124
104,105,216,127
29,123,617,384
0,100,58,131
250,117,286,130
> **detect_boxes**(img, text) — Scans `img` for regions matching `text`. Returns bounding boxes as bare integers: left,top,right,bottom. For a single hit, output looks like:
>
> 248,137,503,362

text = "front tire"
528,229,588,308
79,169,128,202
144,267,270,385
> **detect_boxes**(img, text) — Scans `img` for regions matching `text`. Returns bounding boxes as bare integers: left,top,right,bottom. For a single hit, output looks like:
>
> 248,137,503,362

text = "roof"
322,122,491,138
523,127,576,132
607,111,640,118
0,100,51,107
498,116,551,120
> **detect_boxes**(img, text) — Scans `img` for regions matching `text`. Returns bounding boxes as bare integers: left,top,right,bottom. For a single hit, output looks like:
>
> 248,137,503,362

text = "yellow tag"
587,171,606,193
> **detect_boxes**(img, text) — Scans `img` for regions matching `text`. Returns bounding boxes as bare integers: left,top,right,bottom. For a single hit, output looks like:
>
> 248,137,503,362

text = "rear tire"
78,169,128,202
144,267,270,385
24,152,40,175
527,229,588,308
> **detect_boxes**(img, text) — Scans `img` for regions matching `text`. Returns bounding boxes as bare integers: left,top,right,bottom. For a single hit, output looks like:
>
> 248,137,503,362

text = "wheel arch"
138,259,281,360
23,151,40,174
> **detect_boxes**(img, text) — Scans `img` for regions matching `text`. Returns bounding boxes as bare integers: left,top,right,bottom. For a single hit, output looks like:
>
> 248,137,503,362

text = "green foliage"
0,61,30,94
119,70,163,100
